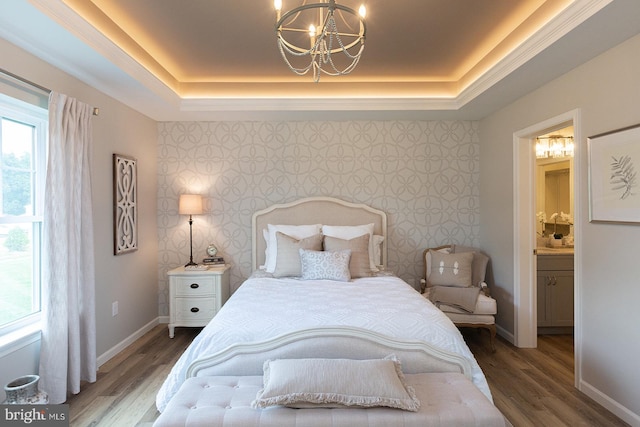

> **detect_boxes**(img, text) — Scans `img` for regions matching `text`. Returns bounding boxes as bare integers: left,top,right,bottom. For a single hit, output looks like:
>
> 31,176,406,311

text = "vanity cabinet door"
548,271,574,327
537,269,574,328
537,273,552,327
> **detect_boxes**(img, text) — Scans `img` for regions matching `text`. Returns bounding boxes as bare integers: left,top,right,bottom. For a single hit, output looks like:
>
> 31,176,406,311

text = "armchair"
421,245,497,352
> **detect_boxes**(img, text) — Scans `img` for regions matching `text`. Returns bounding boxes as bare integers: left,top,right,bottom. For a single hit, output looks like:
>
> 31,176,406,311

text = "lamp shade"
179,194,203,215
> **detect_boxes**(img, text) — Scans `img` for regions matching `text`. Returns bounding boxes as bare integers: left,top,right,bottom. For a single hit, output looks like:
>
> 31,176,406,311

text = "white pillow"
252,355,420,411
372,234,384,267
299,249,351,282
322,224,377,271
264,224,322,273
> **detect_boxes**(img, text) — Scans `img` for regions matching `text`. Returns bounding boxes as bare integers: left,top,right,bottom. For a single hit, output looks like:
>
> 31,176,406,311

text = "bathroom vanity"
536,248,574,334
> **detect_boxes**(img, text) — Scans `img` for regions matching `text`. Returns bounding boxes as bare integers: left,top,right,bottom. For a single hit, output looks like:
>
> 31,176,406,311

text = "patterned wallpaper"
157,120,480,316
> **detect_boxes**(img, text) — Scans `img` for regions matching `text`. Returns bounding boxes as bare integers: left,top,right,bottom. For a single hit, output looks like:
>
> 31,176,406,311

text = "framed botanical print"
113,153,138,254
588,124,640,223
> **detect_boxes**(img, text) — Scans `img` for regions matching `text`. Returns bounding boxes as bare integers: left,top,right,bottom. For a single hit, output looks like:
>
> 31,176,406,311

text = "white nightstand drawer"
173,297,216,322
173,277,216,296
167,265,231,338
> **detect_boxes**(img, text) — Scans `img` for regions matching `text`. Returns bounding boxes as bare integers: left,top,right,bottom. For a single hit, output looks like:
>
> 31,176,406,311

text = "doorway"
513,109,581,387
535,127,575,335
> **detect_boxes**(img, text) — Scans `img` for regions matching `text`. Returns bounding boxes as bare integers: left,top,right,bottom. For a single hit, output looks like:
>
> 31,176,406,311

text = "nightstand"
167,264,231,338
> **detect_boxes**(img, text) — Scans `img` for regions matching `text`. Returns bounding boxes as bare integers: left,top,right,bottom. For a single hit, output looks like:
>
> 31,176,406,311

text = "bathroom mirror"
545,167,570,217
536,158,573,237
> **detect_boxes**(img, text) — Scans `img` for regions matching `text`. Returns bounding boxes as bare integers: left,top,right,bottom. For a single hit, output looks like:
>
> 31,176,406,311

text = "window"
0,93,47,334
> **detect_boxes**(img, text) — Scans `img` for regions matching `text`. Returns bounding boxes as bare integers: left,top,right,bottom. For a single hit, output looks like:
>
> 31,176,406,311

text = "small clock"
206,244,218,257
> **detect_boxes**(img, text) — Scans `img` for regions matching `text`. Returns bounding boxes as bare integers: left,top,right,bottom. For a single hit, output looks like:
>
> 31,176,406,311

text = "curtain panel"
39,92,96,404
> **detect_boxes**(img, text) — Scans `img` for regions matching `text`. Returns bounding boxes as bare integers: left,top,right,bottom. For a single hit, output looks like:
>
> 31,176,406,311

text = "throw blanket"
429,286,481,313
156,274,491,412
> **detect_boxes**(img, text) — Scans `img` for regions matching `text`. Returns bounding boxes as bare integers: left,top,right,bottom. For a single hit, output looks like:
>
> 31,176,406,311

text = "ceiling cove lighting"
536,135,574,159
274,0,367,82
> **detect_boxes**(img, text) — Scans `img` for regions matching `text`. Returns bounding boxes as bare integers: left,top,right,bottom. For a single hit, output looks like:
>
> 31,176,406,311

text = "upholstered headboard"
251,197,387,270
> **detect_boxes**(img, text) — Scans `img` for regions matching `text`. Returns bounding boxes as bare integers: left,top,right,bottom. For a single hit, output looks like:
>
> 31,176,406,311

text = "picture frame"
113,153,138,254
588,124,640,224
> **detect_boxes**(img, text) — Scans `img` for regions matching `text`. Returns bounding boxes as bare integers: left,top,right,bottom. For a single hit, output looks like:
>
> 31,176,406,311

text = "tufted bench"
154,373,508,427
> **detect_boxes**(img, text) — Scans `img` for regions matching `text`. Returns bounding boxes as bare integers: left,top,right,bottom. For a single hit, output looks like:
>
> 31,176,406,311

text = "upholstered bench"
154,373,507,427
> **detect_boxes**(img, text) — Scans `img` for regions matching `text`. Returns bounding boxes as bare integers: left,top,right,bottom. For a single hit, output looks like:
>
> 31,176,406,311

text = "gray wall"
480,33,640,423
0,38,158,399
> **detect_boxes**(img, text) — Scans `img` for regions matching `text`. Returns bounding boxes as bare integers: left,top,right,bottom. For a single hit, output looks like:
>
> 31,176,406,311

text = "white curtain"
39,92,96,404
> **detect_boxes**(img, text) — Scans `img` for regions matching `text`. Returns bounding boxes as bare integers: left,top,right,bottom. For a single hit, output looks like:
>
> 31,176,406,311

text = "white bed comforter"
156,274,491,412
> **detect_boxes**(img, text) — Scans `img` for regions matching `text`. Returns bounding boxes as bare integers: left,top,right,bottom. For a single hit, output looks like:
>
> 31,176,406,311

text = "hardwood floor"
66,325,629,426
66,325,199,426
463,329,629,427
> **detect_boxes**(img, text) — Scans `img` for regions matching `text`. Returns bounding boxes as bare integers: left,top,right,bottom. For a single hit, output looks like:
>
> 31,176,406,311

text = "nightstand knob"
190,283,199,289
190,307,199,313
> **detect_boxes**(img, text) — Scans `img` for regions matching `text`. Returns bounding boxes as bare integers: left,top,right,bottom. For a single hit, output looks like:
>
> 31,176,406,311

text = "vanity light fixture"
536,135,574,159
274,0,367,82
179,194,203,266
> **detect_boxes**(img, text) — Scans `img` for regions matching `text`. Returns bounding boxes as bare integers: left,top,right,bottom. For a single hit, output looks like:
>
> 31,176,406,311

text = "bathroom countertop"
536,247,574,255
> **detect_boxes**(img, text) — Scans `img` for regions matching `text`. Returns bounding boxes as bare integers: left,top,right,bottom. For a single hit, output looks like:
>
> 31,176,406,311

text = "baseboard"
496,324,514,345
158,315,169,324
579,380,640,426
96,317,160,368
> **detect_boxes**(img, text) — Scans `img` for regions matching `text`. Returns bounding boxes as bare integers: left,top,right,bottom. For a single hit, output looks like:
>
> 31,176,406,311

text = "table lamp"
179,194,203,266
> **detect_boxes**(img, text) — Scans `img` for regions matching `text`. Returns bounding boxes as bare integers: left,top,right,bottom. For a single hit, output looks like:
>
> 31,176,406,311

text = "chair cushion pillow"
428,250,473,287
452,245,490,286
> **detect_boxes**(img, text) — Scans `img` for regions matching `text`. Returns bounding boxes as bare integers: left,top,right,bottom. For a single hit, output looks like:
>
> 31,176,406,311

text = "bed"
155,197,502,426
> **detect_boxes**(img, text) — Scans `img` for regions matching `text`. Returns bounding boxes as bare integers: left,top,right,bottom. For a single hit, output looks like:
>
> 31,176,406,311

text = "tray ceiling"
2,0,639,120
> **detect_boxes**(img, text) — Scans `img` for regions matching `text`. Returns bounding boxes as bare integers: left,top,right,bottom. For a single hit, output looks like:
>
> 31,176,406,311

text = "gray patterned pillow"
299,249,351,282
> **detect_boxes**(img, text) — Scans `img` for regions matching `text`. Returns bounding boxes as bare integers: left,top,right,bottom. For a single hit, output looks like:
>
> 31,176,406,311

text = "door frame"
512,108,582,387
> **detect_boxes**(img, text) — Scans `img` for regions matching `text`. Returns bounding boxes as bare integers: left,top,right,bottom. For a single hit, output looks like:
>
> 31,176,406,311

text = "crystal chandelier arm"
276,3,366,39
275,0,367,82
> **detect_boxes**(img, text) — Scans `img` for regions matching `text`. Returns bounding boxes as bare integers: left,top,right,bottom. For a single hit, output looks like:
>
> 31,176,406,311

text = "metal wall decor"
113,153,138,254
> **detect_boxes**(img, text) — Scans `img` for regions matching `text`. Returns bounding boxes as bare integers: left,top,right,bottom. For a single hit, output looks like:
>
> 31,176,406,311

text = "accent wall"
157,120,481,315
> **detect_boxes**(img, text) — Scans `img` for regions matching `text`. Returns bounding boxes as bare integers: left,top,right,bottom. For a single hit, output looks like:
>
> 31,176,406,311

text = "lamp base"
184,260,198,267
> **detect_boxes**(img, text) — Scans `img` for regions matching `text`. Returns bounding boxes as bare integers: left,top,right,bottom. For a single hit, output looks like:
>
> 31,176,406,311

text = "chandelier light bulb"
274,0,282,20
309,24,316,37
359,4,366,18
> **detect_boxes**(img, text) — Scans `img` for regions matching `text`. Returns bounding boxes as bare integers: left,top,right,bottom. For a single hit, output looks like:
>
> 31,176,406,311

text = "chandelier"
536,135,574,159
274,0,367,82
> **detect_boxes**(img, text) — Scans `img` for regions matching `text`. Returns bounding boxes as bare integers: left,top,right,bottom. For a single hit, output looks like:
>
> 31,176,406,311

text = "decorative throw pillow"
322,224,377,271
428,250,473,287
299,249,351,282
273,232,323,277
452,245,490,287
252,355,420,411
323,234,371,278
264,224,322,273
